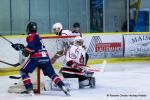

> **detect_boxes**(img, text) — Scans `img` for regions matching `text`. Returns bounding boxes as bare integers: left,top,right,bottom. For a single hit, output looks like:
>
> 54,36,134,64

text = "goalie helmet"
74,36,84,46
26,22,37,34
74,36,83,42
52,22,63,32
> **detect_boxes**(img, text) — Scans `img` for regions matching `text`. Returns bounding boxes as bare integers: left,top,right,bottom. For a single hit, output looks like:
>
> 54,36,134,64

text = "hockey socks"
20,71,33,91
50,74,65,88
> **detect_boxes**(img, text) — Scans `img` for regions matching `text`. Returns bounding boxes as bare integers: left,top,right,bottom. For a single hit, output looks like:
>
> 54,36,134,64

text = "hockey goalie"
59,36,96,88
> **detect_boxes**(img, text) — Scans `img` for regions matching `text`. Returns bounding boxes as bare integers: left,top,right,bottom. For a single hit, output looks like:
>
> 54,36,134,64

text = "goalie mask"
74,36,84,46
52,22,63,34
26,22,37,34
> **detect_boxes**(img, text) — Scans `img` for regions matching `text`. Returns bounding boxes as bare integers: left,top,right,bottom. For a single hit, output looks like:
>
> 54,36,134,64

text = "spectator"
72,22,82,37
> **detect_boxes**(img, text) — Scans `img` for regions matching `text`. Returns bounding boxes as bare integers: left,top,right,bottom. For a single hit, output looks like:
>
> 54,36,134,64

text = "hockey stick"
0,35,23,67
100,59,107,73
0,60,20,67
9,76,21,79
83,59,107,73
88,59,107,73
0,34,14,45
99,49,108,73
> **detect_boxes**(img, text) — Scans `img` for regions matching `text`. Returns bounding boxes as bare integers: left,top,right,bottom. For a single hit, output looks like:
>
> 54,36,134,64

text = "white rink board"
0,35,123,68
0,34,150,68
124,34,150,57
85,34,123,58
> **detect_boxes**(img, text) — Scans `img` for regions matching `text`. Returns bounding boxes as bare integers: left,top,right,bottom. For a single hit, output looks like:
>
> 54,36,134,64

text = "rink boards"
0,32,150,69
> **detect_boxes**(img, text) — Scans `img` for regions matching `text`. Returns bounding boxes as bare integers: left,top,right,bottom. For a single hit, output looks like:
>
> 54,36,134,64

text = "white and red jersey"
64,45,86,67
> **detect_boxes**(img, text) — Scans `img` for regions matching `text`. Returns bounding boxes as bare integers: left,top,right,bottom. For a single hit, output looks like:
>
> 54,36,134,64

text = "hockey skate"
21,90,34,96
60,86,71,96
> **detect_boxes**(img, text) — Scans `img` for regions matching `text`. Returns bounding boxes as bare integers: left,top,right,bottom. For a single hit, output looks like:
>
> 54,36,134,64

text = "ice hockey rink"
0,62,150,100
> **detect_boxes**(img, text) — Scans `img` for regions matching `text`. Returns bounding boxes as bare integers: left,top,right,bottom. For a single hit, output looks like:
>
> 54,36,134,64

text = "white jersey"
72,31,81,37
64,45,86,67
61,30,73,36
61,30,80,36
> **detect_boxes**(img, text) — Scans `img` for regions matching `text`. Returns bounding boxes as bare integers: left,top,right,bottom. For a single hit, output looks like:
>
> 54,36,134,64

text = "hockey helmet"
73,23,80,28
52,22,63,32
26,22,37,34
74,36,84,45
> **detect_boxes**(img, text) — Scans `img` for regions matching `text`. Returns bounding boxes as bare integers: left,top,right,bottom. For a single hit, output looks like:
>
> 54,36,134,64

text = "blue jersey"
25,32,48,58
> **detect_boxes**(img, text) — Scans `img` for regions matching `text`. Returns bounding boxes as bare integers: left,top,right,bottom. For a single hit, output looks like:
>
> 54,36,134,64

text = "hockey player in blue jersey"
11,22,70,96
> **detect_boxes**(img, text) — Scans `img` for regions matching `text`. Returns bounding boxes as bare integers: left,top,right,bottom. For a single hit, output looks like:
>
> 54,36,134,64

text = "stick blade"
13,63,21,67
101,60,107,73
9,76,21,79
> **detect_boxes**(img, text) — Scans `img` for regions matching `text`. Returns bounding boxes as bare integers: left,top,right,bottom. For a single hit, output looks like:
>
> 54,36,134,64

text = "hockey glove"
66,60,74,66
11,43,25,51
66,60,81,71
22,49,29,57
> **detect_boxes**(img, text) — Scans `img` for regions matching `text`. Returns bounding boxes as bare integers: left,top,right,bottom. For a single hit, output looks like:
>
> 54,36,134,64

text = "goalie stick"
100,59,107,73
0,60,20,67
85,59,107,73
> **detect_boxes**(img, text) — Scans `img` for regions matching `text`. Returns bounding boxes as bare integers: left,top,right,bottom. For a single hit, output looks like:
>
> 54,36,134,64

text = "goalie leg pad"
79,77,96,88
89,77,95,88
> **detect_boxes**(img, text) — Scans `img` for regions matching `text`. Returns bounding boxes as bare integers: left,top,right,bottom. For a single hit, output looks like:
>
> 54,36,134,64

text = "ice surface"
0,62,150,100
